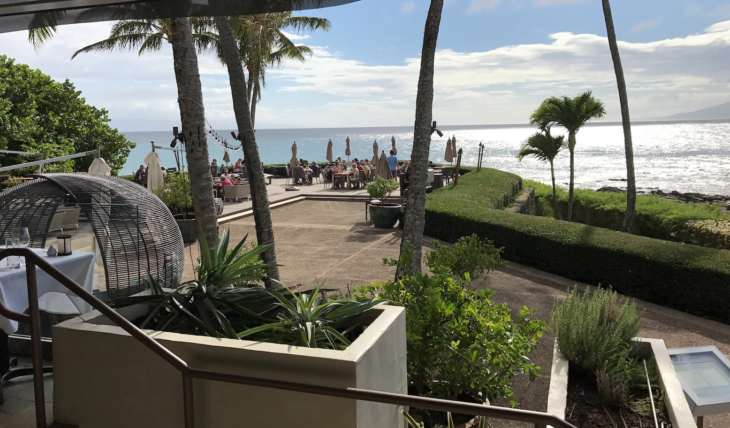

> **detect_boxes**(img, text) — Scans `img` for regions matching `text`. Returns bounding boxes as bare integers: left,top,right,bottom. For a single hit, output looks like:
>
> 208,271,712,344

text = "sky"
1,0,730,131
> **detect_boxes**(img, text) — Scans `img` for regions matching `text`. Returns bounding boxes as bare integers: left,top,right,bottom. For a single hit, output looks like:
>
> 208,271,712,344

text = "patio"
2,199,730,427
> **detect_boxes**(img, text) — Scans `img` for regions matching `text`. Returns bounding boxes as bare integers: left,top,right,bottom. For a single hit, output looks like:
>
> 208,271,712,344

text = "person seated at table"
221,169,232,180
217,176,232,197
333,161,346,188
234,158,243,173
302,161,314,184
350,162,361,188
235,177,243,184
311,161,320,178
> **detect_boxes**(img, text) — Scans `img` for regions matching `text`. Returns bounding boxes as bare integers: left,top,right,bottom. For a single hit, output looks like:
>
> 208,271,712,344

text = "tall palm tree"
70,18,220,249
230,13,330,128
601,0,636,233
396,0,445,278
530,92,606,221
213,15,281,288
517,127,565,220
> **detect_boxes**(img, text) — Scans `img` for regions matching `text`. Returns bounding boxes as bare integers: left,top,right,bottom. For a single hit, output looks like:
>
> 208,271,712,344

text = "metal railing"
0,248,576,428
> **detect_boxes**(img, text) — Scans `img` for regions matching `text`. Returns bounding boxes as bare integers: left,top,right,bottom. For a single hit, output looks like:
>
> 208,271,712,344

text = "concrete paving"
3,199,730,428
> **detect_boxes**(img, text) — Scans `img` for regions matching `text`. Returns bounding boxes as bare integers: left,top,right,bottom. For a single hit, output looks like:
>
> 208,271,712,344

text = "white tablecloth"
0,249,94,334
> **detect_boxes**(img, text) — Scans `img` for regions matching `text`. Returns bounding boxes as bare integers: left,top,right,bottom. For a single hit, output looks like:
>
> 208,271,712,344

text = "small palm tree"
517,127,565,220
530,92,605,221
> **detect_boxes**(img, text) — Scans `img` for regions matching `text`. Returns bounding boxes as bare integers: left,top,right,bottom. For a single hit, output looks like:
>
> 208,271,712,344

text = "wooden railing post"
25,259,46,428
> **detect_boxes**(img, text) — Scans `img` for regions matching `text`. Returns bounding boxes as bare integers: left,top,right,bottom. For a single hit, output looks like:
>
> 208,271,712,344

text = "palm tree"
601,0,636,233
70,18,220,250
230,13,330,128
517,127,565,220
213,15,281,288
396,0,445,278
530,92,606,221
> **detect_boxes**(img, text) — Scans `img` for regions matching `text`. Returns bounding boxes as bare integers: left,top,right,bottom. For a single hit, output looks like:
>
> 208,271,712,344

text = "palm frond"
28,26,57,49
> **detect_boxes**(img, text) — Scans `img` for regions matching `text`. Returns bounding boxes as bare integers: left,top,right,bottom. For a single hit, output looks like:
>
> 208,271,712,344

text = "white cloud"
706,20,730,33
532,0,583,6
631,19,661,33
280,30,309,41
401,1,414,13
467,0,502,13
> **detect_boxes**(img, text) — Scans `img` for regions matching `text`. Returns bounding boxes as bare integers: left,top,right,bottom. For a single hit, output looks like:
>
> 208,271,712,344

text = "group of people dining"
322,157,378,189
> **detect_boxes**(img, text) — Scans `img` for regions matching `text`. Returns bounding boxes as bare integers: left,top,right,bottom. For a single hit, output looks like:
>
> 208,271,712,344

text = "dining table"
0,248,95,403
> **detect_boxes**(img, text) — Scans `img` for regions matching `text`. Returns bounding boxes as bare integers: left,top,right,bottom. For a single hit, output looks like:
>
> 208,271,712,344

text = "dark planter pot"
174,216,198,244
369,203,401,229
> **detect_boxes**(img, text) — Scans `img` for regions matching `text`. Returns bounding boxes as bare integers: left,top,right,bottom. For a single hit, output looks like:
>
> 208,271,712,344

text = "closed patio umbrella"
391,136,397,155
444,137,453,164
376,150,393,180
88,157,111,176
372,140,379,165
223,151,231,164
144,151,164,192
345,136,351,161
452,136,457,157
291,142,299,170
326,139,333,162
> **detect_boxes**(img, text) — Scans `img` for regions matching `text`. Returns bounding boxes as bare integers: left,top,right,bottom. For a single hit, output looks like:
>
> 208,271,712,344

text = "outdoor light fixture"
431,121,444,137
56,235,72,256
231,132,241,141
171,126,186,148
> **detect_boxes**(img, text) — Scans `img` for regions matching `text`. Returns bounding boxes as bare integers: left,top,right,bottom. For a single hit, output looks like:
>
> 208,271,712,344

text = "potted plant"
357,236,546,427
53,231,408,428
153,173,197,243
366,176,401,228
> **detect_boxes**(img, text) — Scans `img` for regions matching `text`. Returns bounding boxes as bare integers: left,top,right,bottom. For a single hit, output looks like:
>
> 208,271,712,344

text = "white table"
0,249,94,334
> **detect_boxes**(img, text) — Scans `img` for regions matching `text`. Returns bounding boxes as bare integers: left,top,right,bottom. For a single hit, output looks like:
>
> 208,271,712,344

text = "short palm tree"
530,92,606,221
517,127,565,220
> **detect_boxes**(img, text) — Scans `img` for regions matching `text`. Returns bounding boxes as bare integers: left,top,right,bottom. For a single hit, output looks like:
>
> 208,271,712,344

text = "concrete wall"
53,304,406,428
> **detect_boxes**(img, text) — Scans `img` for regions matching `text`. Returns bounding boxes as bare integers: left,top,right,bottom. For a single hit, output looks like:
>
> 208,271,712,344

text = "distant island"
663,101,730,121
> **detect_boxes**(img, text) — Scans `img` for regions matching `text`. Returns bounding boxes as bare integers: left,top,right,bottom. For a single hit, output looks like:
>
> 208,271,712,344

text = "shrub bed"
425,179,730,324
526,179,730,249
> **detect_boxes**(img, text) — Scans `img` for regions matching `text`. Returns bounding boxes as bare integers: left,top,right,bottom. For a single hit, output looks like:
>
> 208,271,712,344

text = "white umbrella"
391,136,397,155
88,157,111,176
144,151,164,192
444,137,453,164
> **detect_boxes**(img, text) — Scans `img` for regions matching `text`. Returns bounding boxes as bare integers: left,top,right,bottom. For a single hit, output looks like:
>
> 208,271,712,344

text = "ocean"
119,120,730,196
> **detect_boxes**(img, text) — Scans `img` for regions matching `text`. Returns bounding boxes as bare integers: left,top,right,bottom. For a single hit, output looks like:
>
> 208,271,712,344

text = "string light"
204,119,242,153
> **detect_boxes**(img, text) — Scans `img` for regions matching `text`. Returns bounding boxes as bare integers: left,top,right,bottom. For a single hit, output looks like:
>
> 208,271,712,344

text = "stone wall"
507,187,536,216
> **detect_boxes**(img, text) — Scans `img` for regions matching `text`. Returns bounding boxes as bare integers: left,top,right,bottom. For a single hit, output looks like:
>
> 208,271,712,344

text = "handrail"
0,248,576,428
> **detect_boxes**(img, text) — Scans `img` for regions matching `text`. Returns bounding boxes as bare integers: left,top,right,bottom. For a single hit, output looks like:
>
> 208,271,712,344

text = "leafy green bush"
357,243,546,405
551,287,645,405
550,287,642,371
153,172,192,213
366,176,399,203
425,180,730,324
117,174,134,181
526,179,726,241
424,234,506,280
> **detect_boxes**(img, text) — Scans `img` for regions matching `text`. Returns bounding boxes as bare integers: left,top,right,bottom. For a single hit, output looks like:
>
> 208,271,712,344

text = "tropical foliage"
111,230,379,349
153,173,193,213
366,176,400,203
530,92,606,221
517,127,565,219
356,242,545,405
0,56,134,175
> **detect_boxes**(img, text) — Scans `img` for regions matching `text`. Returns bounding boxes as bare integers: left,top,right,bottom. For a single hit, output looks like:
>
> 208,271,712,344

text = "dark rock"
596,186,625,193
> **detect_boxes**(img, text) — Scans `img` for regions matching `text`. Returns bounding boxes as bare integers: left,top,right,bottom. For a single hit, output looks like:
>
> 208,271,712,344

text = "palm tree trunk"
396,0,444,278
567,132,576,222
251,81,259,129
602,0,636,233
170,17,218,253
213,15,281,287
247,69,254,107
550,161,562,220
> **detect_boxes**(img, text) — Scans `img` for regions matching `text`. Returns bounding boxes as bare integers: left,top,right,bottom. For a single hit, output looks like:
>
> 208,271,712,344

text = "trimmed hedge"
425,176,730,324
425,167,521,209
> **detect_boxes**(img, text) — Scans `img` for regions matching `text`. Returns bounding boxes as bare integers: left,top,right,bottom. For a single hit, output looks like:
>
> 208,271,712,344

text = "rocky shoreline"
596,186,730,210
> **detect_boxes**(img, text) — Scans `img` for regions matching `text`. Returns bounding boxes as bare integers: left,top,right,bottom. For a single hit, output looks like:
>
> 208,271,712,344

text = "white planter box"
546,338,697,428
52,300,407,428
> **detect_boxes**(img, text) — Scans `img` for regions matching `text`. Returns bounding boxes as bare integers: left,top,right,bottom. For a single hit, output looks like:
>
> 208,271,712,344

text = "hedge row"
425,178,730,324
425,167,521,210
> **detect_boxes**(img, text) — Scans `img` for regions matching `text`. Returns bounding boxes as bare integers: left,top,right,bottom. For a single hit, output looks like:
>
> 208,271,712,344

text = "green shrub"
117,174,134,181
550,287,641,371
425,182,730,324
153,172,192,213
366,176,399,203
434,168,521,210
526,179,726,241
356,243,546,405
424,234,506,280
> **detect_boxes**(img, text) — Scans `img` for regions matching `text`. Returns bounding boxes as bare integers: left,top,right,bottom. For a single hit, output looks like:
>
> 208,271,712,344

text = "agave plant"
110,229,274,339
237,281,382,349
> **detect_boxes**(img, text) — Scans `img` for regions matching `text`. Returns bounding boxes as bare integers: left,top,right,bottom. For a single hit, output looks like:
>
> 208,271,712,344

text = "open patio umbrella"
391,136,397,155
376,150,393,180
326,139,333,162
88,157,111,176
144,150,164,192
444,137,453,164
345,136,351,161
372,140,379,165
